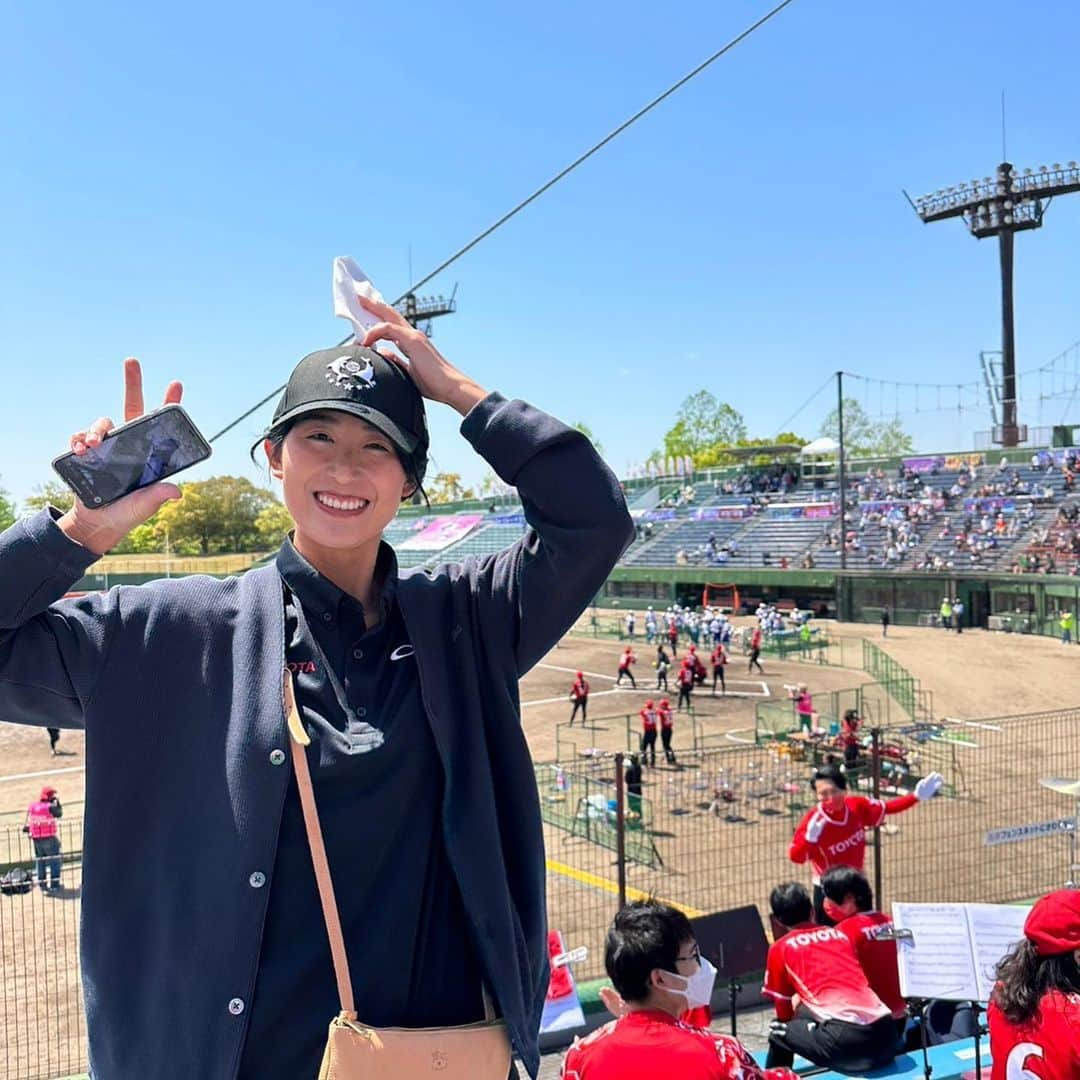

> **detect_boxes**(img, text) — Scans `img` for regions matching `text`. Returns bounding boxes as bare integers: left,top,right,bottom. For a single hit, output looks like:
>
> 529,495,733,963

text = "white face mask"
660,956,717,1009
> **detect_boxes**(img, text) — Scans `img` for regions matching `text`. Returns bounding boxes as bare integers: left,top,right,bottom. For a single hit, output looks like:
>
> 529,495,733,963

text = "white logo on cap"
326,355,376,392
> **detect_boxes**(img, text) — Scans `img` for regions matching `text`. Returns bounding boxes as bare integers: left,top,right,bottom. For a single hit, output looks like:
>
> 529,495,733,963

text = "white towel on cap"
332,256,385,341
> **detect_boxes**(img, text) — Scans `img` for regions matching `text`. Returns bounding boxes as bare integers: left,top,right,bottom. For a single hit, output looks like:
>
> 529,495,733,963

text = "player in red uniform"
659,699,676,765
748,625,764,674
569,671,589,727
687,644,707,685
989,889,1080,1080
763,882,897,1073
561,899,797,1080
710,642,727,696
616,646,637,688
840,708,861,767
676,659,695,712
789,763,943,923
639,700,658,767
820,866,906,1029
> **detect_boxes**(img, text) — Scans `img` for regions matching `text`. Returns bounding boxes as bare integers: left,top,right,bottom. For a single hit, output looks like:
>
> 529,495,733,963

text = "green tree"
254,502,295,548
572,421,604,458
662,392,746,459
428,472,475,505
24,481,75,515
155,477,278,554
479,471,514,500
820,399,913,457
0,481,15,532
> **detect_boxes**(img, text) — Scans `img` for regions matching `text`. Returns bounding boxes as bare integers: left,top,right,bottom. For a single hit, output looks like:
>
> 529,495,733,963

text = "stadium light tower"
396,284,458,337
908,159,1080,446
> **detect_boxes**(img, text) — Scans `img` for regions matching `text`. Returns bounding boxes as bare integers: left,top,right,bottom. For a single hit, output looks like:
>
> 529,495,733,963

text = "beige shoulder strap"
284,670,356,1015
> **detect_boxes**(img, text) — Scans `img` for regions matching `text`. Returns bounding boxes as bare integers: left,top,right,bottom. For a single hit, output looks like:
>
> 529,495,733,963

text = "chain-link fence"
3,708,1079,1076
544,708,1078,982
0,821,84,1080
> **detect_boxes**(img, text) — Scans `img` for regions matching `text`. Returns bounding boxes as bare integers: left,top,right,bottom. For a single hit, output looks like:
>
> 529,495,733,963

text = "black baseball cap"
259,344,429,477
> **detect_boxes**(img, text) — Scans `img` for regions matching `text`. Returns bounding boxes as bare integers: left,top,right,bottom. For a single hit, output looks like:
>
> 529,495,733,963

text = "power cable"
208,0,800,445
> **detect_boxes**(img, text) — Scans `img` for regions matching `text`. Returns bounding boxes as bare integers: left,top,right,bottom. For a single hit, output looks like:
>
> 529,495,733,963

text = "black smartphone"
52,404,212,507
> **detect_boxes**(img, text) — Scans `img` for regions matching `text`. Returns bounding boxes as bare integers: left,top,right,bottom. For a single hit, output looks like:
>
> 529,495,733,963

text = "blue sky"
2,0,1079,506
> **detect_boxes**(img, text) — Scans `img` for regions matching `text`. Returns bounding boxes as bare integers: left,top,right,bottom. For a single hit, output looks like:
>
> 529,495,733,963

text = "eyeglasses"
675,945,701,966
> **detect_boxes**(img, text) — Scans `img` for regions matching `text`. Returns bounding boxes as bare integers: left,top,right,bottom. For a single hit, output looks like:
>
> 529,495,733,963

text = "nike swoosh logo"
390,644,415,661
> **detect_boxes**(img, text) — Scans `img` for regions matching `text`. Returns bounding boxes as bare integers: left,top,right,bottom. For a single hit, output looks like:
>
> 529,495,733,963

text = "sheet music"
892,903,978,1001
967,903,1031,1003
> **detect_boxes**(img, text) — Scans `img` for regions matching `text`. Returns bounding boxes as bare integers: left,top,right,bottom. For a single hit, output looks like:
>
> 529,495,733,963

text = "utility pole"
837,372,847,572
907,159,1080,447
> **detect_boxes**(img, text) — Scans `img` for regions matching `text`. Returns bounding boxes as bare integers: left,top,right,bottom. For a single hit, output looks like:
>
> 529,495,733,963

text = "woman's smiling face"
267,410,412,552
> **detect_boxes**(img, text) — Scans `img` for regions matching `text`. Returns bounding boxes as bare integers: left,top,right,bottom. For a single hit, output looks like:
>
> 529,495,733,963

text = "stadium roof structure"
721,443,805,461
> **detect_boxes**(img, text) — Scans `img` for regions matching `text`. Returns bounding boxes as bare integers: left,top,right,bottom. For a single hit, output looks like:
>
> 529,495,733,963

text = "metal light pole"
907,160,1080,446
837,372,847,572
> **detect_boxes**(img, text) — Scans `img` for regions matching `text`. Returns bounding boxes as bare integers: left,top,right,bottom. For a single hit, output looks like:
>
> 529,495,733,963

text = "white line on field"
725,728,756,744
522,689,624,708
0,765,86,784
538,664,619,682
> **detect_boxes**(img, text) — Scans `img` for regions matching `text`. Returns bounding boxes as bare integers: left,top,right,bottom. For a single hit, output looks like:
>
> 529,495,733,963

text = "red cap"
1024,890,1080,956
576,671,583,679
645,699,654,708
660,698,670,707
40,786,56,800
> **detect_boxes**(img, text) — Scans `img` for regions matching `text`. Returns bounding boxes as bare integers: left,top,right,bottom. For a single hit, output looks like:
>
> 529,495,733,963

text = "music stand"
690,905,770,1037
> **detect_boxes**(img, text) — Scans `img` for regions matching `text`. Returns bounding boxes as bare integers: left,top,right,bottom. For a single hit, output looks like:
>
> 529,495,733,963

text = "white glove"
915,772,944,801
805,812,827,843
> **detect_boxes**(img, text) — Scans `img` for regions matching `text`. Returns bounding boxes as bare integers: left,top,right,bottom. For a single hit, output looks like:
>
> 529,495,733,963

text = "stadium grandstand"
68,443,1080,636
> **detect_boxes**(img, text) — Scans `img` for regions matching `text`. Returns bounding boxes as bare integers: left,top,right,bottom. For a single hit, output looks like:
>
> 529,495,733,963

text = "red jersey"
619,651,636,671
989,991,1080,1080
764,923,890,1025
659,705,674,729
561,1009,798,1080
678,665,695,687
640,708,658,731
835,911,904,1018
751,628,762,649
789,793,918,881
841,713,860,748
711,645,727,668
571,678,589,701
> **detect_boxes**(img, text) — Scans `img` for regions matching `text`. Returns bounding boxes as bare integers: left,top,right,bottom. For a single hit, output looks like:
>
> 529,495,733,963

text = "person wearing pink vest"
23,786,63,890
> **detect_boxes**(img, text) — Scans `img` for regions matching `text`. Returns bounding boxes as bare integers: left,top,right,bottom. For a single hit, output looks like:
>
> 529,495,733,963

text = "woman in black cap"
0,294,633,1080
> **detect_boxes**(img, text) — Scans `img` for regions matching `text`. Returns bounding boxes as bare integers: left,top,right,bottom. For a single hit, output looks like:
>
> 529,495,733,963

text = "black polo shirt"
238,540,483,1079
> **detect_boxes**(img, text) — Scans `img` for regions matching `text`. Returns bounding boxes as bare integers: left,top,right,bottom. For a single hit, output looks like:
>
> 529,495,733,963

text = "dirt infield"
1,620,1079,1077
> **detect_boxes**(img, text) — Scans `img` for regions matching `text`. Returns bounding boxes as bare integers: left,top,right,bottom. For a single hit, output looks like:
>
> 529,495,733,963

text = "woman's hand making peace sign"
58,359,184,555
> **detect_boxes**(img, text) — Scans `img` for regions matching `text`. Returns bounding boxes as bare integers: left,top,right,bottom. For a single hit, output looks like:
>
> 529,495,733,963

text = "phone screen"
53,406,212,506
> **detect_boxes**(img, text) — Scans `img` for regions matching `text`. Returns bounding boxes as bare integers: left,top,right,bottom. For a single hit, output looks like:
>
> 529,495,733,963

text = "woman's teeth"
316,493,369,511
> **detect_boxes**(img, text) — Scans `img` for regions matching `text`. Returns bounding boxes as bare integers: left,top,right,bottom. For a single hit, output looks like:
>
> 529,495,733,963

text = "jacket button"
269,749,286,766
249,872,266,888
228,998,245,1015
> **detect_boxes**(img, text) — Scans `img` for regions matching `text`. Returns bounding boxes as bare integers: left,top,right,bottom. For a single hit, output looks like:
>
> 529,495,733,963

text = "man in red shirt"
659,699,676,765
561,900,796,1080
639,700,658,767
569,671,589,727
763,882,897,1073
748,625,764,674
676,659,694,713
819,867,906,1033
617,646,637,688
789,763,943,923
840,708,861,767
710,642,727,696
989,889,1080,1080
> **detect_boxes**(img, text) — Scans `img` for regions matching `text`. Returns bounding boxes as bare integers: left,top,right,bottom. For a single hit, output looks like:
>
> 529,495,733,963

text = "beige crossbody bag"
283,671,513,1079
